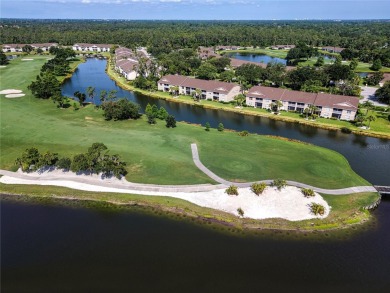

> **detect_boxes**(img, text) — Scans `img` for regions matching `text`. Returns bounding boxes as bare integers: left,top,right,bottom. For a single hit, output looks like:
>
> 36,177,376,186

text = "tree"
56,157,71,170
217,123,224,132
170,85,179,97
0,51,9,65
28,72,61,99
74,91,86,106
370,59,382,71
309,203,325,216
362,101,374,115
35,151,59,170
219,70,235,82
15,147,41,172
101,99,141,121
37,48,43,54
196,62,218,80
354,114,365,127
157,106,169,120
147,113,156,124
205,122,211,131
22,45,33,54
349,59,359,70
108,89,117,101
193,88,202,101
237,207,244,217
366,113,376,129
52,92,68,108
165,115,176,128
234,94,246,107
86,86,96,105
314,56,324,67
366,72,384,86
271,100,283,113
303,107,310,119
70,154,89,173
100,90,107,104
375,81,390,104
235,63,264,85
334,55,342,65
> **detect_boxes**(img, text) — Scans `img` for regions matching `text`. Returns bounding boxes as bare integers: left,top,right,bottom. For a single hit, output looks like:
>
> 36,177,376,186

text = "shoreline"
0,188,375,233
104,56,390,140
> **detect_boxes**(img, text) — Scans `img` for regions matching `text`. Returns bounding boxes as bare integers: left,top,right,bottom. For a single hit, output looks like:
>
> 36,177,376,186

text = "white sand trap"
0,89,23,95
5,93,25,98
21,58,34,61
0,169,330,221
0,65,6,68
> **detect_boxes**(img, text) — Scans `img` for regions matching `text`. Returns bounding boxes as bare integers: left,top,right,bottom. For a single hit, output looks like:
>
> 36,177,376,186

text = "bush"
271,179,287,191
205,122,210,131
102,99,141,121
56,157,71,170
301,188,315,197
217,123,224,132
238,130,249,137
340,127,352,134
309,203,325,216
165,115,176,128
225,185,239,196
15,147,41,172
251,182,267,195
237,207,244,217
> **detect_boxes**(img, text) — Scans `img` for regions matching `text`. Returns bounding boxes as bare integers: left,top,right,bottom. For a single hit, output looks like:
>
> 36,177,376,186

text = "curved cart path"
0,144,377,195
190,144,377,195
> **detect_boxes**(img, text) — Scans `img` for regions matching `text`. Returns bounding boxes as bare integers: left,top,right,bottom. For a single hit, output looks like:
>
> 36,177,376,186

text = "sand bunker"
5,93,25,98
0,65,6,68
21,58,34,61
0,89,23,95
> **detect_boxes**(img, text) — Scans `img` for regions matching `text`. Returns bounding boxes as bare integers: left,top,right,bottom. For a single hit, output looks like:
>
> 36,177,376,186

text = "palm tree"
170,86,179,97
366,113,376,129
303,107,310,119
100,90,107,104
107,90,117,101
74,91,86,107
193,88,202,101
86,86,96,105
234,94,246,107
362,101,374,115
355,114,365,127
271,100,283,113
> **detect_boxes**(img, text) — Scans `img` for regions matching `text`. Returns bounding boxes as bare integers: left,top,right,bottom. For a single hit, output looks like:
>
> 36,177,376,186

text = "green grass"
0,55,371,188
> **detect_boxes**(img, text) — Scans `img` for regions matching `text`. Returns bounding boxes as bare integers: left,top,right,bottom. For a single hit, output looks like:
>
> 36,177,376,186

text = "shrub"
340,127,352,134
15,147,41,172
165,115,176,128
237,207,244,217
238,130,249,137
205,122,211,131
225,185,239,196
251,182,267,195
309,203,325,216
301,188,315,197
271,179,287,191
102,99,141,121
56,157,71,170
217,123,224,132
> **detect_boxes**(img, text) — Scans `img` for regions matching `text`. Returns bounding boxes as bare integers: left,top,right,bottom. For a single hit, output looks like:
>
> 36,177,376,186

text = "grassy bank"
106,57,390,138
0,184,380,232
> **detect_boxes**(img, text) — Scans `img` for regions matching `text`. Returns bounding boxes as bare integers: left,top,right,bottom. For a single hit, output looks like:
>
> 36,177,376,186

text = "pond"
1,197,390,292
226,52,287,65
62,59,390,185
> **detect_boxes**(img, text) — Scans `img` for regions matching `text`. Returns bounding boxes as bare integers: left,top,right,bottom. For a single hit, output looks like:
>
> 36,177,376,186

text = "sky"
1,0,390,20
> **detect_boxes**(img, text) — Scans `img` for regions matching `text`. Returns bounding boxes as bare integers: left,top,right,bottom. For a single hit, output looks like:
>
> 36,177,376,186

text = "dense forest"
1,19,390,56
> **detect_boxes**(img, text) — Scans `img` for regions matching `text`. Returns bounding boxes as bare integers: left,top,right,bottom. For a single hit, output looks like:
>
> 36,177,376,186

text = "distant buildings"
1,43,58,52
246,86,358,121
158,75,241,102
322,46,345,53
72,43,112,52
270,45,296,50
114,46,153,81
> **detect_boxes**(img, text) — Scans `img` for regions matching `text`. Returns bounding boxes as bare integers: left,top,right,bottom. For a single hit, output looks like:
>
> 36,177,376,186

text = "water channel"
62,58,390,185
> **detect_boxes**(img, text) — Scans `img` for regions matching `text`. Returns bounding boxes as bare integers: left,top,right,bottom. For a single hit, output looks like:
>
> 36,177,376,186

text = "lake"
1,197,390,292
62,59,390,185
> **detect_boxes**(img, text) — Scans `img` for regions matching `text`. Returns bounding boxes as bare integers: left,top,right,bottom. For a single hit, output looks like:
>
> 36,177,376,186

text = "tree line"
16,143,127,179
